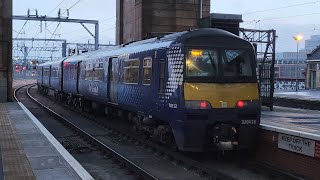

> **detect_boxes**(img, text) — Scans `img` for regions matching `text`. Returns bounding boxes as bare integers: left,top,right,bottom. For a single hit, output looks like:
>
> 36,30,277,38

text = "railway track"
16,83,300,180
17,84,234,180
15,84,156,180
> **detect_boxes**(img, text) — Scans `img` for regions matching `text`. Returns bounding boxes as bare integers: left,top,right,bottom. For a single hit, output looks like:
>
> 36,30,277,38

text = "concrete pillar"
0,0,12,102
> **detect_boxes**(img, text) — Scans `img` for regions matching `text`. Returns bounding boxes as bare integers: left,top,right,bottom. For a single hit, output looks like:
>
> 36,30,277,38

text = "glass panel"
222,50,253,77
143,58,152,85
124,68,139,83
144,59,152,67
85,64,93,80
186,49,218,78
51,68,58,78
131,59,140,67
124,59,140,67
44,67,50,76
185,48,255,82
143,68,152,84
124,61,131,67
94,68,104,81
124,59,140,84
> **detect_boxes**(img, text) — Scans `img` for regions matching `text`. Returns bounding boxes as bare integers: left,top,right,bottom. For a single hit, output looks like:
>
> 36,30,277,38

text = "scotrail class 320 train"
37,28,261,152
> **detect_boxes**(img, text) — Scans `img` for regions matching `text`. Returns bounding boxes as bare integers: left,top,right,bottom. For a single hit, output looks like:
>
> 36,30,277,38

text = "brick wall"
0,0,13,102
255,130,320,179
116,0,210,44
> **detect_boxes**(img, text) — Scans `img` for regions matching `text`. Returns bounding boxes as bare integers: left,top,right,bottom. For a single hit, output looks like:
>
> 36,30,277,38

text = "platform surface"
261,106,320,140
274,90,320,102
0,102,92,180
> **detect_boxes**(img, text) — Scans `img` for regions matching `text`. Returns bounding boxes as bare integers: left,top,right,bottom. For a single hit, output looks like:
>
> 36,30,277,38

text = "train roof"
37,58,66,67
40,28,250,65
68,28,244,60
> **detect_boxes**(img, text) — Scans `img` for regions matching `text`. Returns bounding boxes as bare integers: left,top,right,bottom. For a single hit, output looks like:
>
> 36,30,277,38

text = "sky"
12,0,320,59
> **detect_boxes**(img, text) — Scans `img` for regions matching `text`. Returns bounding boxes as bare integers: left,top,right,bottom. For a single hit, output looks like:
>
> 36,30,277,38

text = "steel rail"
23,84,158,180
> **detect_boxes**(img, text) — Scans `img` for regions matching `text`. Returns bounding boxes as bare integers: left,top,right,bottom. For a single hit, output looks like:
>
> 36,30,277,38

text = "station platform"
261,106,320,137
274,90,320,110
274,90,320,102
0,102,93,180
258,106,320,179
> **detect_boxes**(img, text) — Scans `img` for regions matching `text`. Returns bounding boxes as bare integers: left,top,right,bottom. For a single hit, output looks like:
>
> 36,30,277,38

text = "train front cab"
170,31,261,152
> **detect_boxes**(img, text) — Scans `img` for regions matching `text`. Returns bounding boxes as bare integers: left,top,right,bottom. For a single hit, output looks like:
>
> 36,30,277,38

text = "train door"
76,61,82,94
156,49,168,96
49,66,52,87
155,49,168,114
108,57,119,104
60,61,64,91
41,67,44,85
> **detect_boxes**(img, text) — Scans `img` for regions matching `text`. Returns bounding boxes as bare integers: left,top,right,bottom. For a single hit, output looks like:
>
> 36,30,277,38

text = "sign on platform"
278,134,315,157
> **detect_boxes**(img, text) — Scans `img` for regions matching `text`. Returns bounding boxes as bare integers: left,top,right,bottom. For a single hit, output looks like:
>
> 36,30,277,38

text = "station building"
306,46,320,89
273,52,307,90
305,34,320,54
274,52,307,80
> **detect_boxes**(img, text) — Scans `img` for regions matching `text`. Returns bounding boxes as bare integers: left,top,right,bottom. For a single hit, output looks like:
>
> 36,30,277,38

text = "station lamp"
293,34,303,92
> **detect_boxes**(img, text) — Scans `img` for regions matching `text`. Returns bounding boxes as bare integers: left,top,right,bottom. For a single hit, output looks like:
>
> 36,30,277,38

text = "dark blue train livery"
37,28,261,152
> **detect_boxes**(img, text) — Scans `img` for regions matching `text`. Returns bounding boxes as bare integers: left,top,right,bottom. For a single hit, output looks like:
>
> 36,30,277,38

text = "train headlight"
185,100,212,109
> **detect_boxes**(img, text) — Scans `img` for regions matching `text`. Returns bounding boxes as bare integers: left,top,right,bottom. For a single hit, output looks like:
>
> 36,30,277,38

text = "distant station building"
305,35,320,54
274,52,307,90
274,52,307,79
116,0,210,44
306,46,320,89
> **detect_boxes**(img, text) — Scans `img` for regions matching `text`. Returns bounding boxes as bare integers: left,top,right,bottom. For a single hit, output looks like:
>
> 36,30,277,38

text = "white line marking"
18,102,94,180
260,123,320,141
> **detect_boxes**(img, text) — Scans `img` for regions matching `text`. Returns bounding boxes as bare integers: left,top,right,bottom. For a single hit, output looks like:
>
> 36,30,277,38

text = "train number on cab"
241,120,256,125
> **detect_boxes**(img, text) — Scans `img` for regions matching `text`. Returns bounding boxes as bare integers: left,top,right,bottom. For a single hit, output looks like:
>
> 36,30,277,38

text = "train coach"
37,28,261,152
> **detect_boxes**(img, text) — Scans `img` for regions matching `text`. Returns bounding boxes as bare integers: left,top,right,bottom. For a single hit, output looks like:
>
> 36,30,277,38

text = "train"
37,28,261,152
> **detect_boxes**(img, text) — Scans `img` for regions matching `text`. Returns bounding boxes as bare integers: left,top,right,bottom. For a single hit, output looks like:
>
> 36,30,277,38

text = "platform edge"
260,123,320,141
18,102,94,180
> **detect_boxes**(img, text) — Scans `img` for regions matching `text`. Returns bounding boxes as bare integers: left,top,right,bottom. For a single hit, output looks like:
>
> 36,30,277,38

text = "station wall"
0,0,12,102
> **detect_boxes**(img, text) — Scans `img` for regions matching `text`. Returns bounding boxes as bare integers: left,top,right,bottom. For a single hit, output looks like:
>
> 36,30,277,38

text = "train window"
85,64,93,80
159,59,165,93
72,64,77,80
58,67,62,78
124,59,140,84
222,50,253,77
51,67,58,78
37,69,41,77
69,64,75,79
143,58,152,85
43,67,50,77
94,63,104,81
186,49,219,78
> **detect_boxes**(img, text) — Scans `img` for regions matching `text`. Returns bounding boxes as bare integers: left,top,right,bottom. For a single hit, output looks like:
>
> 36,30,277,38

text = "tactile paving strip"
0,104,35,180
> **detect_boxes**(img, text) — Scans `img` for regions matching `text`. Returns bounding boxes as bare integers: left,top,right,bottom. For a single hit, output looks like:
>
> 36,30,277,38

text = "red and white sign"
278,134,315,157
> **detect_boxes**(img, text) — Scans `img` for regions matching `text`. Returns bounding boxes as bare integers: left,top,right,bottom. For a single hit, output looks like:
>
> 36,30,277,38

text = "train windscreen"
185,48,256,83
